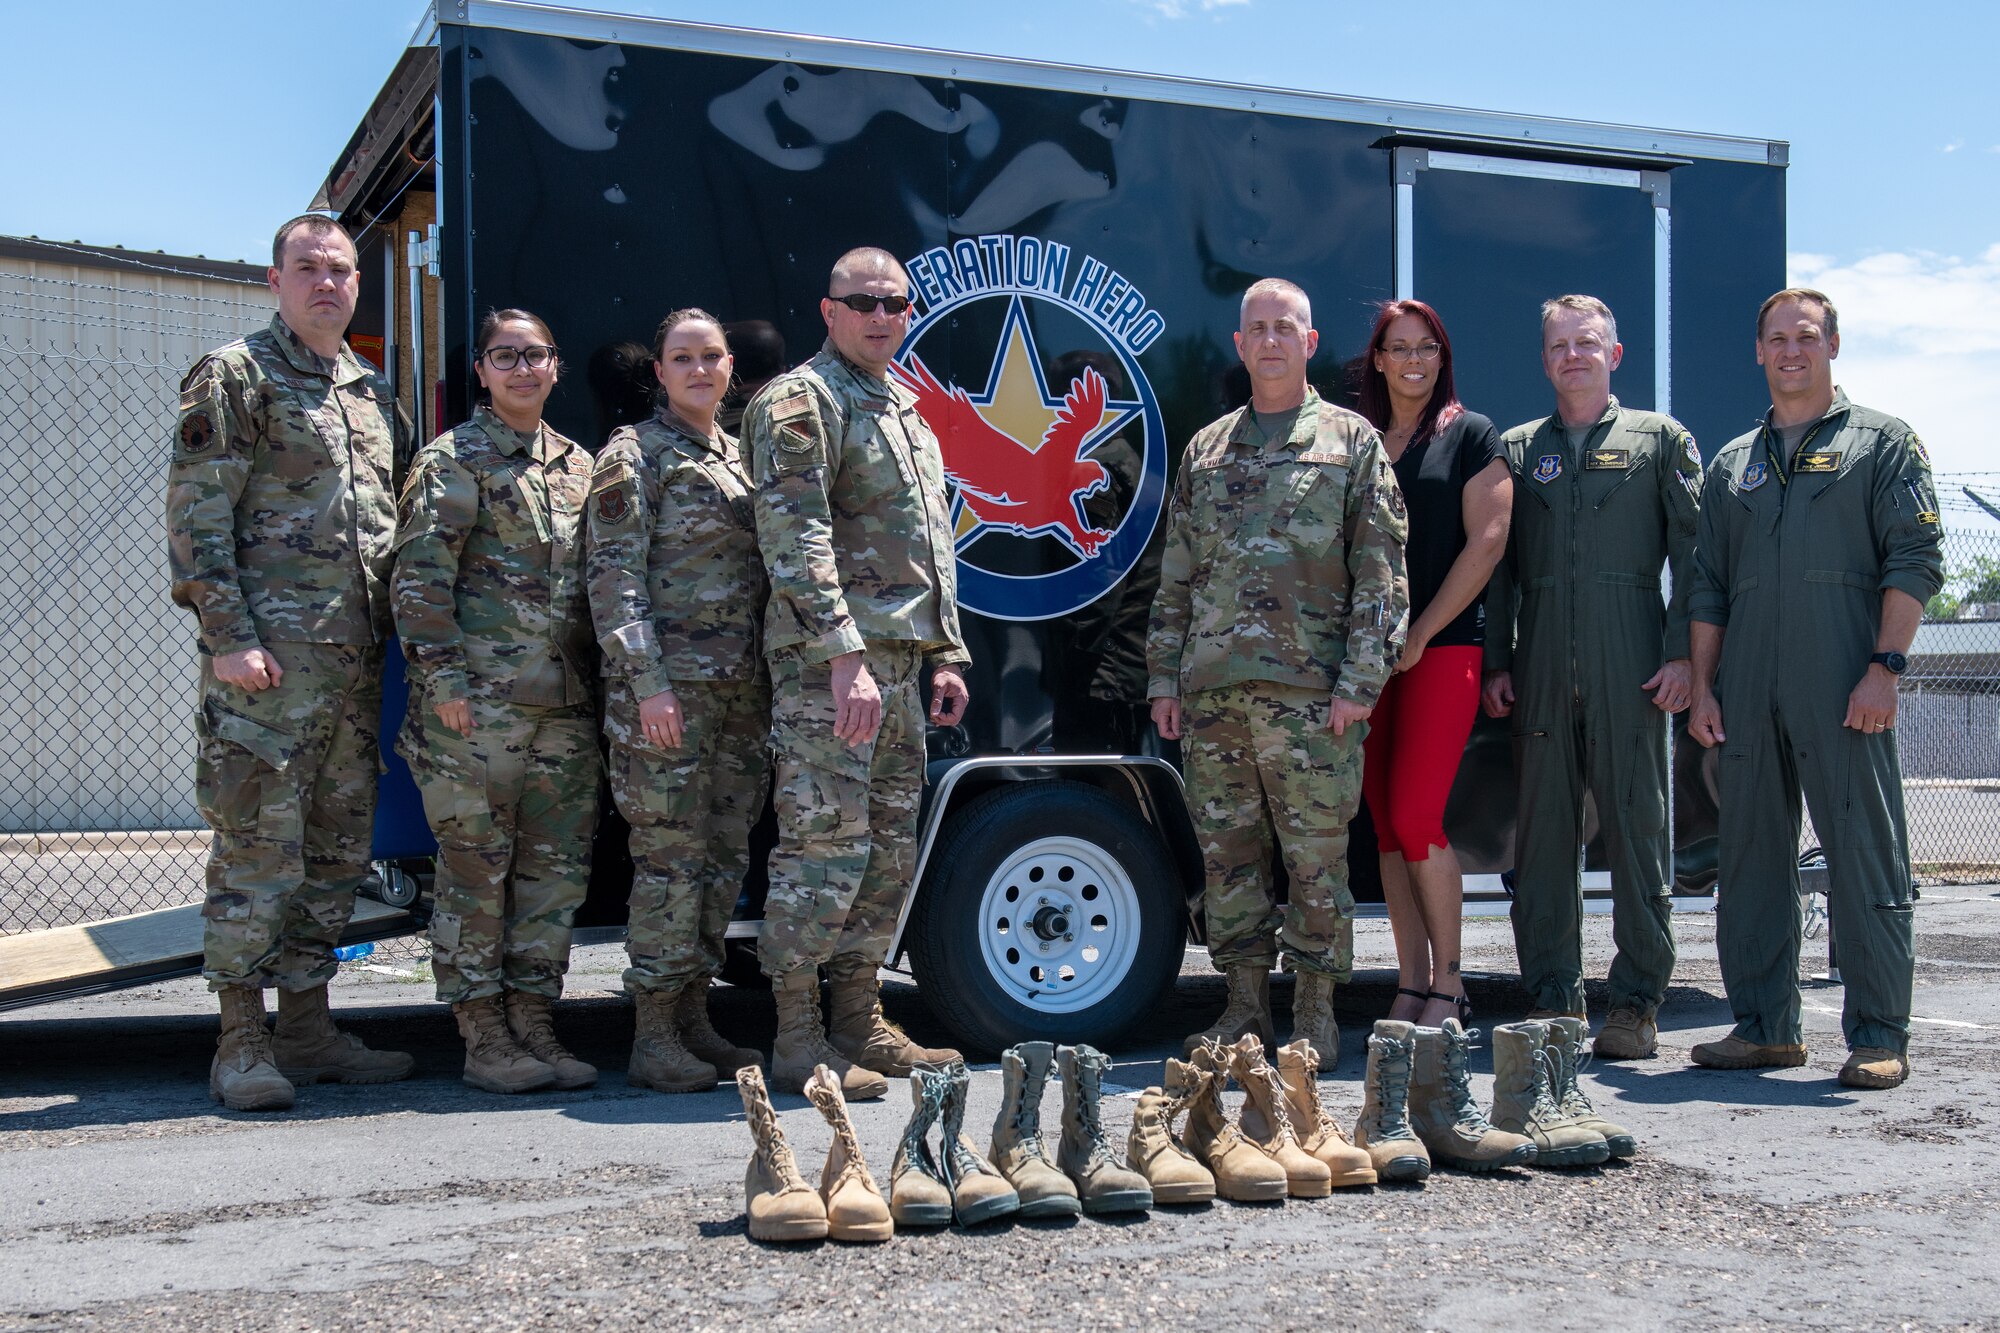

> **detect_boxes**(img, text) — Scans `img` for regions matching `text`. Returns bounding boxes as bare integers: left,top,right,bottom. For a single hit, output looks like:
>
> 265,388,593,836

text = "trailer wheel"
906,780,1183,1054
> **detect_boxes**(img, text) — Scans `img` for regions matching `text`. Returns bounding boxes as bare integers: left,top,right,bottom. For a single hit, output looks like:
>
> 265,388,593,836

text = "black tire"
905,779,1185,1054
718,938,771,990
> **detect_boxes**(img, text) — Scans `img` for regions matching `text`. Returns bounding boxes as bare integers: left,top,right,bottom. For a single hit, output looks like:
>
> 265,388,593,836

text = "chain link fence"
1900,527,2000,883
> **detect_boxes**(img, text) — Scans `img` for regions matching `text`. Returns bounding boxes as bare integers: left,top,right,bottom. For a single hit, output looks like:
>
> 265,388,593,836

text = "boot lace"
1553,1036,1600,1120
901,1067,951,1185
807,1081,874,1190
1366,1035,1417,1141
738,1071,798,1177
1238,1057,1302,1147
1070,1054,1116,1170
1526,1048,1566,1128
1288,1046,1343,1141
1443,1028,1497,1132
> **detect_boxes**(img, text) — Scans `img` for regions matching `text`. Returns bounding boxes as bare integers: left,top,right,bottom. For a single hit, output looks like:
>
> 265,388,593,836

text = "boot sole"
210,1084,295,1112
1149,1181,1217,1205
1286,1175,1333,1199
1433,1145,1537,1172
1017,1194,1084,1219
1591,1043,1658,1060
1530,1142,1611,1168
890,1202,954,1227
1599,1134,1638,1158
1838,1069,1909,1090
1690,1046,1807,1069
826,1219,894,1243
463,1072,557,1094
1326,1166,1379,1188
1079,1189,1153,1215
749,1217,830,1242
548,1071,598,1090
630,1070,720,1093
953,1194,1021,1226
278,1062,414,1085
1375,1155,1430,1183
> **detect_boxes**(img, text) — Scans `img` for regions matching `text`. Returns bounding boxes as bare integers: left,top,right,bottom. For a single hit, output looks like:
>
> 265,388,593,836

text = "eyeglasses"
478,344,557,370
1380,341,1442,363
828,293,913,315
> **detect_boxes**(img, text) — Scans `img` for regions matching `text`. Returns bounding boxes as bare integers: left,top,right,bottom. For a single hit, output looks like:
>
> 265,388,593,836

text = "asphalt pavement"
3,890,1999,1331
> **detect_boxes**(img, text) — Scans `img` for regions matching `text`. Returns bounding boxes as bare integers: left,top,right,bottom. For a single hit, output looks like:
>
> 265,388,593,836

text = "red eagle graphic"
892,354,1114,559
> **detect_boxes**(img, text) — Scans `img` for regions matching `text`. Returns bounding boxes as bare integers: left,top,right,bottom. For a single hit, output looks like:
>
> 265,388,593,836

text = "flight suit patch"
1533,455,1562,484
1738,461,1769,492
1584,448,1629,470
1909,435,1931,469
1795,451,1841,474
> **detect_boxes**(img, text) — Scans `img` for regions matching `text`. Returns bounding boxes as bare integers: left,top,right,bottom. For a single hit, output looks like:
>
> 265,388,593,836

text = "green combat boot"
1184,964,1275,1058
1127,1075,1216,1205
889,1067,954,1229
990,1042,1081,1217
1056,1045,1152,1214
1545,1017,1636,1157
272,983,414,1085
939,1061,1020,1225
1408,1020,1537,1172
1490,1021,1609,1168
504,991,596,1090
1352,1021,1428,1183
210,986,294,1112
627,985,719,1094
736,1066,828,1242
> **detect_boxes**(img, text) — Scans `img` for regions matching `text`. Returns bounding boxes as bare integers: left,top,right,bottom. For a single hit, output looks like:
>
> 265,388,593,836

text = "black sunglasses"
828,293,912,315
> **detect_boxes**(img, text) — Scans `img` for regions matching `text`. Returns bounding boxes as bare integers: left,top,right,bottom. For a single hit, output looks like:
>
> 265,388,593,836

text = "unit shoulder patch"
1533,454,1563,484
1738,461,1769,493
177,409,215,459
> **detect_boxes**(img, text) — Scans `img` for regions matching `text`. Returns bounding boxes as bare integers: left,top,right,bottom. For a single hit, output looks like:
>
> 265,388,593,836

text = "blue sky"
3,0,1995,511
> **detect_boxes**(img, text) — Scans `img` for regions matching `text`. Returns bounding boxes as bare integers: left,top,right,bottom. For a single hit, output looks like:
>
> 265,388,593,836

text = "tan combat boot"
1839,1047,1911,1090
1229,1036,1333,1198
628,986,719,1093
889,1067,954,1229
990,1042,1081,1217
1056,1045,1152,1214
939,1060,1020,1225
271,983,414,1085
1289,970,1340,1071
210,985,295,1112
1408,1020,1537,1172
770,968,887,1100
1690,1033,1808,1069
736,1066,828,1242
1128,1073,1216,1205
1180,1044,1289,1203
676,977,762,1075
1593,1005,1659,1060
826,958,960,1077
1183,963,1276,1058
1353,1020,1429,1182
804,1064,893,1243
1276,1039,1377,1187
1525,1007,1587,1023
453,996,557,1094
504,991,597,1090
1490,1022,1609,1168
1545,1017,1636,1157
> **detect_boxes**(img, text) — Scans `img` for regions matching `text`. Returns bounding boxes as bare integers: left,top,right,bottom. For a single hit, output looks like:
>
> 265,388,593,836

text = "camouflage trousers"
758,642,924,980
398,690,601,1004
197,642,383,991
605,674,771,995
1183,682,1363,980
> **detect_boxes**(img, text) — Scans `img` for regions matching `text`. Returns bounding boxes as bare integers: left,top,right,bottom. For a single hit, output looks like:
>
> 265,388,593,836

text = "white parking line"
1805,1002,1988,1031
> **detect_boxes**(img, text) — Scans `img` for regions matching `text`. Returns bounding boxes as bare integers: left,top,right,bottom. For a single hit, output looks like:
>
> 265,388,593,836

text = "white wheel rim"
974,835,1141,1016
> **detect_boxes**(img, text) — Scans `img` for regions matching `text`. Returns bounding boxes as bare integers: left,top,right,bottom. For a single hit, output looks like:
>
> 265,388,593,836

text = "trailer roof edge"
440,0,1786,166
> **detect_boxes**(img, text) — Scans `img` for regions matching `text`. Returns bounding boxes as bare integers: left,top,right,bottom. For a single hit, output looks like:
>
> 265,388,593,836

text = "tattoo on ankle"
1447,961,1460,976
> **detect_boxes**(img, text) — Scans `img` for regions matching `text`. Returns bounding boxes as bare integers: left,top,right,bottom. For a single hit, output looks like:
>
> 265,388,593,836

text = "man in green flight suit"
1687,288,1941,1089
1483,295,1702,1059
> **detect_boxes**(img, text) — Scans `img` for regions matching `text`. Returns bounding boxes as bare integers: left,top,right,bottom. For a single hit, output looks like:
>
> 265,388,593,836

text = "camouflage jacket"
585,406,768,697
166,315,403,655
391,406,594,707
1147,389,1409,705
743,341,968,666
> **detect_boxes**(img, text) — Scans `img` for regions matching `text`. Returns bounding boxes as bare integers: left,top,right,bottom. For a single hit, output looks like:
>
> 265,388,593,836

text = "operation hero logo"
893,234,1169,623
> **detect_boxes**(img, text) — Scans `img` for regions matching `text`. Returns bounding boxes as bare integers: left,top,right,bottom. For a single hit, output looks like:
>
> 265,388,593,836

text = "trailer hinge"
407,224,440,278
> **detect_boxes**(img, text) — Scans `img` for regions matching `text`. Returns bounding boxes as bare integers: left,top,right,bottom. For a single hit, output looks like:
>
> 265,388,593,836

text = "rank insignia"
1585,448,1630,470
596,487,629,522
1533,454,1562,484
1739,461,1769,492
1796,451,1841,474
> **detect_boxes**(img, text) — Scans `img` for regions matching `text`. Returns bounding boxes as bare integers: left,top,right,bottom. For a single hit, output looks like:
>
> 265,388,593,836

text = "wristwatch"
1869,651,1908,675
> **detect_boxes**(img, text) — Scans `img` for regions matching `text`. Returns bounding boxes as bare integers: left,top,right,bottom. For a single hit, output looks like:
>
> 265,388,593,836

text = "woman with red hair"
1356,301,1512,1028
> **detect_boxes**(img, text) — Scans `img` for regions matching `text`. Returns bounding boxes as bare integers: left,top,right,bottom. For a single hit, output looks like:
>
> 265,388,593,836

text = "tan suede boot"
504,991,596,1090
1408,1020,1536,1172
1839,1047,1911,1090
1288,970,1340,1071
1056,1045,1152,1214
1276,1039,1377,1187
889,1067,954,1229
1489,1021,1609,1168
990,1042,1081,1217
210,985,295,1112
737,1066,828,1242
1592,1005,1659,1060
1546,1017,1636,1157
805,1064,893,1243
770,968,886,1100
1128,1072,1216,1205
939,1061,1020,1225
826,959,960,1077
1183,963,1275,1058
676,978,762,1075
1229,1036,1333,1198
453,996,556,1094
271,983,413,1085
1181,1044,1289,1203
1353,1020,1429,1183
628,986,719,1093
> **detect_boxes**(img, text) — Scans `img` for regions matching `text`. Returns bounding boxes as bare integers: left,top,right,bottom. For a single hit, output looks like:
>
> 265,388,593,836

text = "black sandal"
1396,987,1428,1003
1429,990,1474,1024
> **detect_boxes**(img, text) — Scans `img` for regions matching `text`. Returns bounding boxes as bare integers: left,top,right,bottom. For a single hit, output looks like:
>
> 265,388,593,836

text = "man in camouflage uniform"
586,346,770,1093
166,214,412,1112
1148,277,1410,1068
393,326,599,1094
742,246,969,1098
1482,295,1701,1060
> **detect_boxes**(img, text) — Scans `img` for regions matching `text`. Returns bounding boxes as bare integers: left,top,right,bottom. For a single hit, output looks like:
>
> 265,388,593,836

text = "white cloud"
1132,0,1250,17
1789,245,2000,528
1942,140,1964,153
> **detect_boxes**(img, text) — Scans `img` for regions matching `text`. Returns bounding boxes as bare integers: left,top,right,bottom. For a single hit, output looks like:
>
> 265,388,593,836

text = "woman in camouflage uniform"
393,309,601,1095
585,310,771,1093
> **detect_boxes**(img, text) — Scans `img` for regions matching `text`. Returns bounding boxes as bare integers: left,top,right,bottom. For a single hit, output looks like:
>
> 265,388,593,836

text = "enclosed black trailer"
306,0,1787,1049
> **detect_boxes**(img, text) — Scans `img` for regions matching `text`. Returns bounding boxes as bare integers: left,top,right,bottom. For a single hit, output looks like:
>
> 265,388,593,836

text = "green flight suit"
1486,398,1702,1014
1689,390,1942,1055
